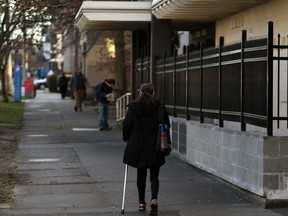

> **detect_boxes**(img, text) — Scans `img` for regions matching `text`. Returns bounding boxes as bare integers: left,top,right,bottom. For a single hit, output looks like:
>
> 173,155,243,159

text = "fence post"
173,48,177,117
241,30,247,132
140,50,144,84
287,35,288,128
162,51,166,103
200,43,204,123
148,55,151,83
151,55,155,87
218,36,224,127
186,45,190,120
267,21,273,136
277,34,280,129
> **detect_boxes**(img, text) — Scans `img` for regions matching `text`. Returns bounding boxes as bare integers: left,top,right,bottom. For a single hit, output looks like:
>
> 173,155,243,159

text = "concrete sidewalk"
0,90,287,216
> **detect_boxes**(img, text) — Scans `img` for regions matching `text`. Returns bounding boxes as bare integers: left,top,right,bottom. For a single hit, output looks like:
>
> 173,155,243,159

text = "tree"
0,0,82,102
48,0,83,70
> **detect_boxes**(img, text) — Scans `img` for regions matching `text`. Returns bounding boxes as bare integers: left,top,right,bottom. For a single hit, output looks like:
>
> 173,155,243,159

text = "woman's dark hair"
135,83,156,114
139,83,154,96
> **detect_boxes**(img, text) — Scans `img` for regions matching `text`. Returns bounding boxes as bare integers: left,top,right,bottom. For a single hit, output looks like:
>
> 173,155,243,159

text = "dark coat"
58,75,68,90
96,81,113,104
122,100,170,168
70,74,88,91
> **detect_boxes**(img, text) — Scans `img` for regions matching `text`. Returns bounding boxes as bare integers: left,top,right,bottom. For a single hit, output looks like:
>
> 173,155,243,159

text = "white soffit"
75,1,152,31
152,0,272,21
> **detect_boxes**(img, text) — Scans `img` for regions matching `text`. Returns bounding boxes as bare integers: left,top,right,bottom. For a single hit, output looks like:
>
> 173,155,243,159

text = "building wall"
63,46,75,73
85,32,116,87
124,31,132,92
215,0,288,136
169,1,288,202
216,0,288,44
85,31,131,94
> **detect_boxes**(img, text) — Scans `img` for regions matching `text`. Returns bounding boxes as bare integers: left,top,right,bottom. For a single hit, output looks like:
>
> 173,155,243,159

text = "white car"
34,78,47,90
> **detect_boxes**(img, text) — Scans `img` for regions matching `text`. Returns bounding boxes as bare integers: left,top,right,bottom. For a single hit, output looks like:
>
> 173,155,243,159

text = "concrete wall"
170,117,288,202
216,0,288,45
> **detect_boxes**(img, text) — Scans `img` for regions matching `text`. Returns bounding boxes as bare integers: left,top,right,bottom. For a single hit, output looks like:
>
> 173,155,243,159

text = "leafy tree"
0,0,129,103
0,0,81,102
48,0,82,52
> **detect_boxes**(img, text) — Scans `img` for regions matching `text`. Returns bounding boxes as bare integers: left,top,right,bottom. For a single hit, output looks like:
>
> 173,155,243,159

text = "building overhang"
75,1,152,31
152,0,272,22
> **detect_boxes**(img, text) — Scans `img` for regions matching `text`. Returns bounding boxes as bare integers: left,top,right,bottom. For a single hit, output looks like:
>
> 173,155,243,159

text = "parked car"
34,78,47,90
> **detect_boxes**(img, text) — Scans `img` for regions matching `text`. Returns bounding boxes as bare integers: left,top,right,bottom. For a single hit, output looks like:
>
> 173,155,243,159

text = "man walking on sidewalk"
70,68,89,112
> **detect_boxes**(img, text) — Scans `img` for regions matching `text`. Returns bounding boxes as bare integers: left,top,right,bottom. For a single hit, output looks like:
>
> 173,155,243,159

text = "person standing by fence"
95,78,115,131
40,66,46,79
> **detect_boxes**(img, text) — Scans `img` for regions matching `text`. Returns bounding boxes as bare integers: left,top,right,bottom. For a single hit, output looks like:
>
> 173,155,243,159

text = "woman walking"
122,83,170,215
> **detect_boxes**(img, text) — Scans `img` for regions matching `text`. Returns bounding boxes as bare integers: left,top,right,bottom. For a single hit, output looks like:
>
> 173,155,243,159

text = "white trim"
75,1,151,31
152,0,271,21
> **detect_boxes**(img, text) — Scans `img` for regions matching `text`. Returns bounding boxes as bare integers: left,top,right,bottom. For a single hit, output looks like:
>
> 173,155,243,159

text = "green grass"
0,97,25,126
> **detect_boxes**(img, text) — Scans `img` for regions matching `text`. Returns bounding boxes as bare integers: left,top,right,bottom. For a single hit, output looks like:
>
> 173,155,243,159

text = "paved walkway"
0,90,288,216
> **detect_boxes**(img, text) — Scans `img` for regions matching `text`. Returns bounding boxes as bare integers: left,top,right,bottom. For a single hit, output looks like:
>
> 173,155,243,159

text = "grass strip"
0,97,25,126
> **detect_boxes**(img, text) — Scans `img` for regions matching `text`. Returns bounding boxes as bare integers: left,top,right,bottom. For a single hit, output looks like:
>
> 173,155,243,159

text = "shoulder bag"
156,104,172,156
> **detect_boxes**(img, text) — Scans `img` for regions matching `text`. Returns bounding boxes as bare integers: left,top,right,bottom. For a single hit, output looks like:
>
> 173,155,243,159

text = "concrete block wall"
170,117,288,201
263,137,288,200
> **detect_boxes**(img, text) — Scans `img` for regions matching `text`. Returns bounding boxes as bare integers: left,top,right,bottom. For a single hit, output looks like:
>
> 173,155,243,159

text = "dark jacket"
96,81,113,104
122,99,170,168
58,75,68,90
70,74,88,91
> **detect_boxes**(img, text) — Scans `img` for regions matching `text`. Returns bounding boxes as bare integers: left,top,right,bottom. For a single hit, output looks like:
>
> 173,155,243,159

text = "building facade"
75,0,288,205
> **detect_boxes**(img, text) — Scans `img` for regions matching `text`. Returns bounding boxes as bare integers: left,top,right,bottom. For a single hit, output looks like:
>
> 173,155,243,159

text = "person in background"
24,73,35,98
37,67,41,79
70,68,89,112
40,66,46,79
95,78,115,131
58,73,68,99
122,83,170,215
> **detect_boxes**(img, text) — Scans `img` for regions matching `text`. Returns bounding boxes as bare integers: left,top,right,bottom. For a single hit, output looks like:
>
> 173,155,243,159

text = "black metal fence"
135,21,288,136
135,56,150,89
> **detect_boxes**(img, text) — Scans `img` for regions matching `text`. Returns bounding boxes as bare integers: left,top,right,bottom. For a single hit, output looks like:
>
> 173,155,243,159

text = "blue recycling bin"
14,65,22,102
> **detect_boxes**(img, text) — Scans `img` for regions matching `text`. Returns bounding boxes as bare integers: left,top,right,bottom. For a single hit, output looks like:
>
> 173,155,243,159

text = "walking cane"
121,164,128,214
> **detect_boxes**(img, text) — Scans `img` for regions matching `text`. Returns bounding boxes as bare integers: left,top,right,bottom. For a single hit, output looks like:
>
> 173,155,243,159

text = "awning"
75,1,152,31
152,0,272,21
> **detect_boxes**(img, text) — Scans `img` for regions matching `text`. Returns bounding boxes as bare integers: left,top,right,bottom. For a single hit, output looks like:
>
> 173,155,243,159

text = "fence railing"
135,56,150,90
116,93,131,123
135,21,288,136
